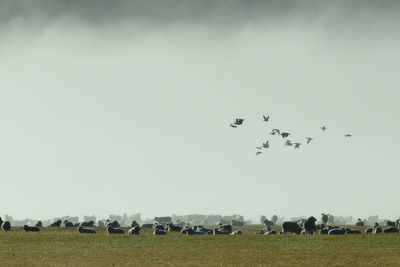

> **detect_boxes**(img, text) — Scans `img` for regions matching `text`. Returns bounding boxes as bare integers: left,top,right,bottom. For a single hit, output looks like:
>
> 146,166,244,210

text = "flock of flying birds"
230,115,352,156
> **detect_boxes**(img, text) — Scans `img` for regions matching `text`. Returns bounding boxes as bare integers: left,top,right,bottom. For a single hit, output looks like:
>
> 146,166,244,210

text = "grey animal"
107,225,125,234
263,115,270,122
153,229,167,235
345,134,352,137
281,221,302,234
230,124,237,128
303,217,317,234
23,225,40,232
320,126,327,131
281,132,290,138
78,226,96,234
271,215,278,224
256,151,262,156
128,225,141,235
306,137,313,144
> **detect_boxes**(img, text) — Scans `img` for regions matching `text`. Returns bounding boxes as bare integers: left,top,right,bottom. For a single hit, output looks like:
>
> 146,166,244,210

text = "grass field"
1,225,400,266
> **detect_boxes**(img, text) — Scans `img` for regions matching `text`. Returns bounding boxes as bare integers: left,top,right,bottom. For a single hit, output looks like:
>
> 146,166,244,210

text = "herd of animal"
229,115,352,155
2,214,400,236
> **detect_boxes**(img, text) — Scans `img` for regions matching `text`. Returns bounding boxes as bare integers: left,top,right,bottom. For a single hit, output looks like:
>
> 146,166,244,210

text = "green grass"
1,225,400,266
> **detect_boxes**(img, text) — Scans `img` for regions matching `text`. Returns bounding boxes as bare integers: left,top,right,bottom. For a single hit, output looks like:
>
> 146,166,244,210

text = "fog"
1,0,400,223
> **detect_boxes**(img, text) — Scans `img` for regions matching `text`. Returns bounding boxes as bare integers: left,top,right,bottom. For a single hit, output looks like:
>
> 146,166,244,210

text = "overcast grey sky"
1,0,400,222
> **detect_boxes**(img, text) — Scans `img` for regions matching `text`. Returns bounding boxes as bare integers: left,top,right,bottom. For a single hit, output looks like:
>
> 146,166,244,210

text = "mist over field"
1,0,400,222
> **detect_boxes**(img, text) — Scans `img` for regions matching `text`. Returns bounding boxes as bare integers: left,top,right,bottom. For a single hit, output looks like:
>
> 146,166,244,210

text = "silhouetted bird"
294,143,301,148
285,140,293,146
256,151,262,155
230,124,237,128
262,141,269,148
281,132,290,138
269,131,277,135
345,134,352,137
234,118,244,125
263,115,270,122
256,146,262,149
306,137,313,144
320,126,327,131
272,129,280,135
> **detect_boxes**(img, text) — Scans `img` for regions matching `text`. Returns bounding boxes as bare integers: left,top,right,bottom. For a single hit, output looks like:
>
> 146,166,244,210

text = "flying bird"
345,134,352,137
230,124,237,128
256,146,262,149
263,115,270,122
272,129,280,135
234,118,244,125
262,141,269,148
269,131,277,135
285,140,293,146
306,137,313,144
281,132,290,138
256,151,262,156
294,143,301,148
320,126,327,131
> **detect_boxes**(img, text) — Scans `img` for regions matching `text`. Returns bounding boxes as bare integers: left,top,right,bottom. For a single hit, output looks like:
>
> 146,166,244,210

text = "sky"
1,0,400,222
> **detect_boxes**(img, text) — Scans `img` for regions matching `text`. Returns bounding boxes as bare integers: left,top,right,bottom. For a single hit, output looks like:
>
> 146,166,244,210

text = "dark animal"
234,118,244,125
23,225,40,232
346,229,361,234
231,230,242,235
218,224,232,234
328,228,347,235
166,223,182,232
263,219,274,226
130,220,139,227
321,214,329,224
107,225,125,234
365,228,373,234
213,228,230,235
63,220,75,227
153,224,166,231
231,219,244,226
281,221,302,234
303,216,317,234
385,220,396,227
105,220,120,228
320,228,329,234
50,219,62,227
153,229,167,235
383,226,399,233
80,221,95,227
78,226,96,234
128,226,141,235
35,221,43,228
355,219,364,226
1,221,11,231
